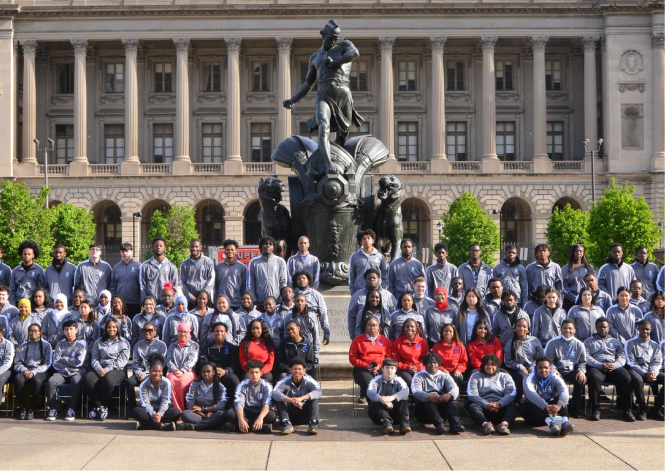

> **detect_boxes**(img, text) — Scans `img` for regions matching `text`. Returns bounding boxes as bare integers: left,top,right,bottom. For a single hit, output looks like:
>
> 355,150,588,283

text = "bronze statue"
258,177,292,258
373,175,405,261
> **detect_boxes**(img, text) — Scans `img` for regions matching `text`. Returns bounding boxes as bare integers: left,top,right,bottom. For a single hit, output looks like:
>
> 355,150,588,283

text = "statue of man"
283,20,364,175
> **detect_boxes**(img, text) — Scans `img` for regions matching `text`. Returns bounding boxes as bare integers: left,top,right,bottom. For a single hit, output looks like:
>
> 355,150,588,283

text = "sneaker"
496,423,510,435
357,397,366,404
400,423,411,434
435,423,447,435
383,422,394,435
648,408,665,421
177,422,188,431
549,420,562,436
590,410,600,421
636,409,647,421
448,423,465,434
135,421,142,430
65,409,76,421
561,421,575,436
222,422,236,433
623,411,636,422
261,423,273,434
17,408,26,420
46,409,58,421
483,422,495,435
99,406,109,421
281,422,294,435
162,422,176,432
307,422,318,435
89,408,99,420
26,409,34,420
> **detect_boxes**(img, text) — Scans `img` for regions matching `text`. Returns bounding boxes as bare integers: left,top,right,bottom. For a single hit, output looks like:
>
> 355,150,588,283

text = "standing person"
424,287,456,347
347,268,397,341
389,293,426,341
287,236,320,290
131,354,180,431
200,295,245,348
631,246,659,302
493,245,528,306
139,238,178,302
503,318,543,404
10,240,46,305
260,297,285,350
625,319,664,421
74,244,113,306
458,244,493,299
426,242,458,298
431,323,467,388
239,319,275,382
355,289,391,338
467,319,503,373
447,277,465,313
214,239,247,311
483,278,503,323
0,323,15,408
276,320,315,380
166,323,199,412
225,359,275,434
125,321,167,412
201,322,241,401
584,273,612,313
391,318,428,386
413,277,434,314
45,245,76,304
366,358,411,435
597,243,637,299
0,247,11,288
349,317,392,402
178,361,228,431
455,288,491,346
532,287,566,347
294,271,330,345
388,239,425,300
566,287,603,341
525,244,563,295
13,323,52,420
272,358,322,435
561,244,595,311
162,295,200,347
180,239,215,310
645,291,665,344
629,280,650,315
606,287,643,345
492,290,529,353
247,237,288,306
110,243,141,318
348,229,387,296
130,296,166,346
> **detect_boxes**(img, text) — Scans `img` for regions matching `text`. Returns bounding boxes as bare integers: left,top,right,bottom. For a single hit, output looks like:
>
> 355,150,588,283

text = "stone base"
430,158,450,173
15,161,38,177
532,154,551,173
481,155,501,173
224,159,243,175
69,159,89,177
120,159,141,176
651,153,665,172
173,159,192,175
379,158,399,174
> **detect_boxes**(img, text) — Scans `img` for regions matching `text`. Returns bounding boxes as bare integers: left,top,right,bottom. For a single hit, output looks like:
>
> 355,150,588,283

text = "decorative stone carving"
530,36,549,53
653,33,665,49
378,36,395,53
225,37,242,53
581,37,597,53
174,38,190,54
122,39,139,53
71,39,88,55
276,37,292,53
373,175,405,261
20,40,37,55
429,36,447,53
620,50,643,75
618,80,646,92
479,37,498,52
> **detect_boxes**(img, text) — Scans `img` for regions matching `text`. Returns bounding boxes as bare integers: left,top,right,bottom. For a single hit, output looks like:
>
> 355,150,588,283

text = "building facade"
0,0,663,262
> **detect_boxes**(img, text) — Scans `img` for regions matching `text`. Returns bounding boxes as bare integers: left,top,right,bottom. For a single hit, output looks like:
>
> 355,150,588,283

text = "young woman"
131,353,180,431
276,320,315,380
431,323,467,387
94,290,112,321
284,293,320,361
606,287,644,344
532,288,566,347
238,291,261,327
239,319,275,382
355,289,391,338
644,291,665,343
85,317,130,420
424,286,456,347
42,293,69,348
491,290,530,353
13,323,52,419
260,297,285,350
566,286,603,341
130,296,166,347
162,295,200,347
561,244,595,311
179,361,228,431
8,298,43,347
73,300,101,348
201,322,240,402
389,293,426,341
200,295,244,348
349,316,392,401
503,318,544,403
30,288,51,318
166,323,199,411
467,319,503,373
391,318,429,386
189,290,214,332
69,289,86,318
455,288,491,346
523,284,549,322
99,295,132,340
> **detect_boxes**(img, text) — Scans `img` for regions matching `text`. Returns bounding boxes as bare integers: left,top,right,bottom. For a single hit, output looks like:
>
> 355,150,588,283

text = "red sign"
217,246,261,267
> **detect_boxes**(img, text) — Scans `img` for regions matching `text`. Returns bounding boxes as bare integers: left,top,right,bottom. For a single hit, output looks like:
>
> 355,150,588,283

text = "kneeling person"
367,357,411,435
225,359,275,433
272,358,322,435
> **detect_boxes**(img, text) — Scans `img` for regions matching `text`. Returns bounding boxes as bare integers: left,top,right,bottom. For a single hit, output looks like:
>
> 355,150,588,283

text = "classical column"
582,37,598,157
174,38,191,164
71,39,88,164
430,36,447,161
1,37,17,177
122,39,139,163
21,40,37,165
276,37,292,144
532,36,549,160
481,36,498,160
225,38,242,162
378,36,395,159
652,33,665,169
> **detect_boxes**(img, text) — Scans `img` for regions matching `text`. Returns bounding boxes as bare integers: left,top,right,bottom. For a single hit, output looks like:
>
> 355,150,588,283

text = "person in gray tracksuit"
458,257,493,300
388,240,425,300
139,239,179,302
131,354,181,431
347,269,397,341
225,359,276,433
607,287,643,345
214,258,247,312
348,229,388,295
366,357,410,433
0,253,11,289
657,266,665,293
503,320,543,403
426,243,458,298
125,323,167,411
45,253,76,304
597,243,637,300
272,358,322,431
110,244,141,317
14,323,52,416
46,320,87,419
624,319,664,420
531,294,566,348
425,303,456,346
493,246,529,306
180,361,229,431
631,247,658,302
247,240,288,305
74,247,113,306
162,301,200,347
0,323,15,406
287,237,321,290
294,272,330,343
200,297,245,348
526,258,563,296
180,240,215,308
130,302,166,347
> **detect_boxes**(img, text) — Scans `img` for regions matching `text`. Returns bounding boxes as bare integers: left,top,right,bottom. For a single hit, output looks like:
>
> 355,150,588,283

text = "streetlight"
583,138,603,203
492,209,503,250
436,221,443,239
34,138,55,208
132,212,142,259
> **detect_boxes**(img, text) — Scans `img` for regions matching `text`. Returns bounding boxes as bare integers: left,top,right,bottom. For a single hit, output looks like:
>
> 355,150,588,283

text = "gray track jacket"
366,375,409,402
247,255,288,304
10,263,46,305
425,305,456,344
234,378,273,411
139,257,178,302
388,256,425,299
45,261,76,303
503,335,543,372
180,255,215,303
139,376,172,416
631,261,658,301
166,340,199,372
295,287,330,338
467,370,516,408
130,312,167,346
583,334,626,370
110,259,141,305
561,264,594,304
348,248,387,295
493,260,529,305
90,336,130,374
606,304,643,344
624,336,662,376
597,261,636,299
426,262,458,298
287,253,320,289
53,338,87,377
132,338,167,378
186,379,228,411
544,335,586,373
523,371,568,408
162,311,200,347
525,261,563,294
74,259,113,305
645,312,664,344
214,261,247,310
272,373,322,402
566,305,604,341
347,287,396,341
532,305,566,347
458,261,493,298
14,338,52,374
0,337,15,375
411,369,459,402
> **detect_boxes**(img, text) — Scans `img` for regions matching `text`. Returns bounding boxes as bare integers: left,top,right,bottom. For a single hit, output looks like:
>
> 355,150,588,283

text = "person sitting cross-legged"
366,357,411,435
131,353,180,431
178,360,229,431
224,359,276,434
272,358,322,435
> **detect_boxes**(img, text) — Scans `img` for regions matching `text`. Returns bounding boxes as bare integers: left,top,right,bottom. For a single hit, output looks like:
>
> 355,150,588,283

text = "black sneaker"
648,408,665,421
162,422,176,432
222,422,236,433
382,420,394,435
26,409,34,420
400,422,411,434
623,411,636,422
636,410,647,421
261,424,273,434
568,406,582,419
435,423,447,435
17,408,26,420
590,410,600,421
448,423,465,434
307,422,318,435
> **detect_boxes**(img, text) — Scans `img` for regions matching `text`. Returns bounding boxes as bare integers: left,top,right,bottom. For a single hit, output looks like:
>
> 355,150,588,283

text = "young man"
226,359,276,433
294,271,330,345
631,246,658,302
348,229,387,295
110,243,142,318
45,245,76,304
214,239,247,311
0,247,11,289
629,280,650,315
412,276,434,315
411,352,465,435
260,297,285,350
125,322,167,412
493,245,528,306
272,358,322,435
624,319,664,420
525,244,563,295
367,357,411,434
584,273,612,313
10,240,46,305
247,237,288,306
388,239,425,300
458,244,493,298
179,238,215,310
346,268,397,340
426,243,458,298
287,236,320,290
483,278,503,323
447,277,465,313
522,355,575,436
597,243,637,299
46,320,87,421
74,244,113,306
0,285,18,325
139,237,178,302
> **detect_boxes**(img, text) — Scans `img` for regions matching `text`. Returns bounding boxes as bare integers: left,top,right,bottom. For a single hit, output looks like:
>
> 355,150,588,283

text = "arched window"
92,201,123,246
196,200,225,247
500,197,532,247
553,196,582,213
243,202,262,246
400,198,431,257
141,200,171,247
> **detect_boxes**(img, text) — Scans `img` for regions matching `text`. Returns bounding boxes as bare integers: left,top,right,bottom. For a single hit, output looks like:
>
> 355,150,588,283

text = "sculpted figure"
373,176,405,261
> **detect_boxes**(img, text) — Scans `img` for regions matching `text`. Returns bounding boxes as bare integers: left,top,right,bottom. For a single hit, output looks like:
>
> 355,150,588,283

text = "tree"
50,203,96,265
146,203,198,268
440,192,500,266
545,204,591,266
587,179,660,268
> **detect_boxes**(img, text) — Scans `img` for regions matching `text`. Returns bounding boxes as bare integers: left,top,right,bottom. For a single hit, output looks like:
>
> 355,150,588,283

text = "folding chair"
352,379,360,417
1,383,13,417
56,382,85,418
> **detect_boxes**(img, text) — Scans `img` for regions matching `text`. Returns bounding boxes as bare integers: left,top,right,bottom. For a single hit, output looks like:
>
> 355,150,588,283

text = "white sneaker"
65,409,75,421
46,409,58,421
99,406,109,421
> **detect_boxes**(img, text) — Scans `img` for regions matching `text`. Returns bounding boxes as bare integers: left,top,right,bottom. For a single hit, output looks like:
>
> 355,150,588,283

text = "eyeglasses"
142,328,155,333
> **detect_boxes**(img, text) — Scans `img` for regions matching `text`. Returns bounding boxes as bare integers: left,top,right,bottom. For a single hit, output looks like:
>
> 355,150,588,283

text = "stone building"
0,0,663,263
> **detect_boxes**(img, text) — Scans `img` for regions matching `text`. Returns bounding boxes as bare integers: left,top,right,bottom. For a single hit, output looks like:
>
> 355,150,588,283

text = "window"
545,61,562,91
251,123,271,162
496,122,516,161
446,61,465,91
446,122,467,161
105,63,124,93
350,61,368,91
398,61,417,91
300,61,317,91
203,63,221,92
55,124,74,164
202,123,223,163
252,62,269,92
104,124,125,164
495,60,513,91
350,122,370,137
57,64,74,94
397,122,418,161
154,63,172,93
153,124,174,163
547,121,564,160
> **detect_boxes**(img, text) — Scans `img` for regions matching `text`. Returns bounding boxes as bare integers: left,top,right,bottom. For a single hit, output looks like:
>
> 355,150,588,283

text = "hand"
325,56,333,67
440,393,452,403
282,99,294,109
603,362,615,372
527,368,534,374
453,371,463,378
576,371,587,384
323,337,330,346
136,373,145,381
408,365,418,374
174,370,183,378
553,369,561,376
545,404,561,415
23,371,32,379
238,418,250,433
521,367,528,374
217,367,226,377
98,368,107,377
191,405,202,413
367,365,379,375
291,397,304,409
252,417,264,432
153,413,162,423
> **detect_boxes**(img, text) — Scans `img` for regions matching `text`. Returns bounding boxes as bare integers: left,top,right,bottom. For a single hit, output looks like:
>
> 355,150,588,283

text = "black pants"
84,369,126,409
181,410,227,430
14,372,48,409
522,396,569,426
586,366,632,412
559,370,585,410
396,370,413,390
628,370,664,409
414,400,461,426
220,373,240,407
353,368,378,399
124,374,144,411
368,399,409,426
131,406,181,429
224,407,277,431
507,369,528,403
276,399,320,424
47,373,84,410
0,370,11,404
466,401,519,427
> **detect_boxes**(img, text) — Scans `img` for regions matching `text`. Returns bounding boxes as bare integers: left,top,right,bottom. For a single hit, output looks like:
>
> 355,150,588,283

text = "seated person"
624,319,664,421
131,353,180,431
46,320,87,421
391,318,429,386
583,317,634,421
8,298,43,348
354,288,391,339
125,322,167,412
348,316,392,403
201,322,240,403
272,358,322,435
276,320,315,380
531,288,566,348
424,287,456,348
99,295,132,341
366,357,411,435
200,295,245,348
166,322,199,411
0,323,15,408
224,359,276,434
431,323,467,388
239,319,275,382
504,318,544,404
467,319,503,373
466,353,517,435
411,352,465,435
522,355,575,436
130,296,166,347
544,319,587,418
13,323,52,420
389,293,426,341
238,291,261,328
179,361,228,431
162,295,200,347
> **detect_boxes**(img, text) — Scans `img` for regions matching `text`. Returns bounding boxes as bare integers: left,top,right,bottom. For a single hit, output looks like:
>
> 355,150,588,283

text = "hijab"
434,287,448,312
54,293,69,325
98,289,112,316
177,322,191,347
